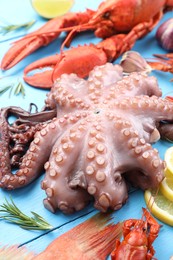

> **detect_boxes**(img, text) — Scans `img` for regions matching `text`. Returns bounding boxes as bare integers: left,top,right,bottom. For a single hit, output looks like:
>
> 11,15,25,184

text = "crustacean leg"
1,10,94,70
142,208,161,248
118,11,163,56
147,53,173,80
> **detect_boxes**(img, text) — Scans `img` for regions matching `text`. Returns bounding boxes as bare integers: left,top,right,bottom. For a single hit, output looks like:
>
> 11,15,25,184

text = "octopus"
1,62,173,214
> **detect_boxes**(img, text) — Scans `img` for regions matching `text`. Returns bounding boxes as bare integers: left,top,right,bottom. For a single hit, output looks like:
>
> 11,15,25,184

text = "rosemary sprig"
0,197,53,231
14,82,26,97
0,81,26,98
0,20,36,34
0,84,12,95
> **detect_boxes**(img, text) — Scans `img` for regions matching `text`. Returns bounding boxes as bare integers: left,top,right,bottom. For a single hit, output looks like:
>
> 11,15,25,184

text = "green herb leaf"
14,82,26,97
0,197,53,231
0,81,26,98
0,85,13,95
0,20,36,34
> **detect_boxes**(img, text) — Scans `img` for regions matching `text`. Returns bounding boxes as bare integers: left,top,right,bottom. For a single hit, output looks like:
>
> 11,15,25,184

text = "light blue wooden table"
0,1,173,259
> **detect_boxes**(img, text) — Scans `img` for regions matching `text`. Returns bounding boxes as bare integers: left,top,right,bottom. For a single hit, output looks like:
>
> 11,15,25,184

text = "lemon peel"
31,0,74,19
160,177,173,202
164,146,173,177
144,189,173,226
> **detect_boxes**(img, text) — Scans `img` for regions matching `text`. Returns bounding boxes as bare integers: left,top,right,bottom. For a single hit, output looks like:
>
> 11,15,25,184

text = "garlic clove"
156,18,173,51
120,51,152,74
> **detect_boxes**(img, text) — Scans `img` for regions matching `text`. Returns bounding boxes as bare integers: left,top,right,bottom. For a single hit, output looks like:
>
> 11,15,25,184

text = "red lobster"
111,208,161,260
1,0,173,88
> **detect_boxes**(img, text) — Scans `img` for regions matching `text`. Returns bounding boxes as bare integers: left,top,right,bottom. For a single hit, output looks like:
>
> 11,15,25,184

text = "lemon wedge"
160,177,173,202
31,0,74,19
164,146,173,177
144,189,173,226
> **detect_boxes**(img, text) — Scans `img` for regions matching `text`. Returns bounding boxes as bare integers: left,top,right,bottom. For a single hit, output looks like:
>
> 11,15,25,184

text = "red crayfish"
111,208,161,260
1,0,173,88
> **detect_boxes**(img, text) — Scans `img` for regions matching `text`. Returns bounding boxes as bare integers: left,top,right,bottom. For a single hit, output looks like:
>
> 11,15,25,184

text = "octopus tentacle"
9,125,43,167
45,74,90,115
106,74,161,106
117,123,164,189
82,117,128,212
1,106,56,125
0,106,56,167
113,95,173,143
87,63,123,105
0,122,51,189
88,63,123,90
0,112,89,190
118,95,173,118
115,72,162,98
0,106,56,189
42,116,93,213
0,110,11,185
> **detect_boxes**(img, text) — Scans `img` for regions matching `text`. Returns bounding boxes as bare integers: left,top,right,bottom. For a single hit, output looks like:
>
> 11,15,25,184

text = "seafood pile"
1,62,173,214
1,1,173,259
1,0,173,88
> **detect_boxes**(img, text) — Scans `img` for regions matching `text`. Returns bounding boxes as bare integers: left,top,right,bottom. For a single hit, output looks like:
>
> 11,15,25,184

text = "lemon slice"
31,0,74,19
144,189,173,226
164,146,173,177
160,177,173,201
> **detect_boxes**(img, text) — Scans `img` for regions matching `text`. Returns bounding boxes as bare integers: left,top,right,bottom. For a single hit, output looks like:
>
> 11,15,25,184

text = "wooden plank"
21,190,173,259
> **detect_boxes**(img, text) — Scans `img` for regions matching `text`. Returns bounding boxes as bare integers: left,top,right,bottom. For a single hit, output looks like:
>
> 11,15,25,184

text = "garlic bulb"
156,18,173,51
